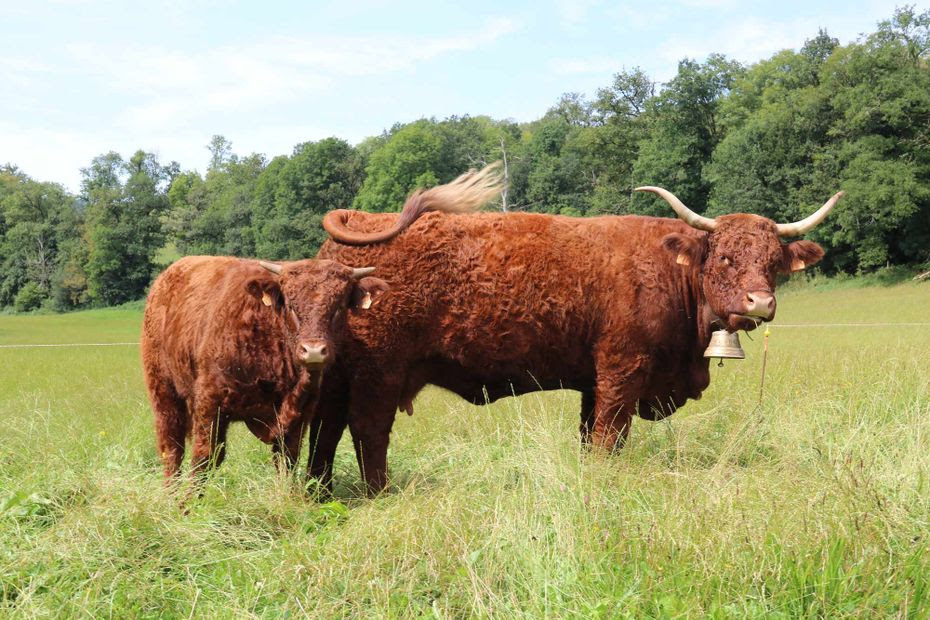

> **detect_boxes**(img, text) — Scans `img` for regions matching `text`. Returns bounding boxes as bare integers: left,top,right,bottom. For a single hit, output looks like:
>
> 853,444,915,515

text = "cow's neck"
688,268,716,354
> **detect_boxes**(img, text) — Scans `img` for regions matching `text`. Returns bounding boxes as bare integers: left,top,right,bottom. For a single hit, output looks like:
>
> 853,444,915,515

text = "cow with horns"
141,256,389,489
312,163,842,493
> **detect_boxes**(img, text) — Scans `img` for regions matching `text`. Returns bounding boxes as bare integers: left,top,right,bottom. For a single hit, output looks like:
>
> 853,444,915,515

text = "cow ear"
245,278,284,310
781,240,824,273
350,277,390,310
661,233,703,267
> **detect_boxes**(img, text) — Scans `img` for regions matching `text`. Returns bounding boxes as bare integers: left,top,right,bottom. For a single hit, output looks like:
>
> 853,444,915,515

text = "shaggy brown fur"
140,256,388,487
314,168,827,494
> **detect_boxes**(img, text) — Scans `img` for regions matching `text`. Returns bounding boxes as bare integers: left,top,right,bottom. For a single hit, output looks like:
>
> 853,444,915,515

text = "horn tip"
258,260,283,274
350,266,376,279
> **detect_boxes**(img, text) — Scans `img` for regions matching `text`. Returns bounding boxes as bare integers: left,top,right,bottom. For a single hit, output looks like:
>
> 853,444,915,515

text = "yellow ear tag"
790,258,806,271
676,253,691,266
360,292,373,309
261,292,272,306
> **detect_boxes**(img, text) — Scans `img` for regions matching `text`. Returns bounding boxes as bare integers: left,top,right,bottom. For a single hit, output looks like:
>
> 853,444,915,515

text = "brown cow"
313,165,842,494
141,256,388,489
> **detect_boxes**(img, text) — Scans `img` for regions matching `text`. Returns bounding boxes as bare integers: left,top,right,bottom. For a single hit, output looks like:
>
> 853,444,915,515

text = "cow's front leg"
272,371,322,439
272,413,308,475
590,354,646,451
270,389,312,474
189,401,229,475
184,391,229,505
347,377,400,496
306,407,347,497
591,389,635,450
349,409,395,496
305,370,349,496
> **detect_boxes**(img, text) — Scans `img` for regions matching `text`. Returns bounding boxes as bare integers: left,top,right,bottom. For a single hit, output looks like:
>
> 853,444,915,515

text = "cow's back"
317,211,700,393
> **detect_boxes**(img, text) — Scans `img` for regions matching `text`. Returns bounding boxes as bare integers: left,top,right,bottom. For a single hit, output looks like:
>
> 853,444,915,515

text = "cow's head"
245,259,389,369
638,187,843,332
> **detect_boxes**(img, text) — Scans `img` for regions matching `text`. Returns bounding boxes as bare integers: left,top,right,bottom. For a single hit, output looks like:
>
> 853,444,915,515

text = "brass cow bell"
704,329,745,361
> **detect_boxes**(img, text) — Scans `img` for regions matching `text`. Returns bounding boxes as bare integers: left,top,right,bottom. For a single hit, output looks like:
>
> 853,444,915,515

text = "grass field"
2,281,929,617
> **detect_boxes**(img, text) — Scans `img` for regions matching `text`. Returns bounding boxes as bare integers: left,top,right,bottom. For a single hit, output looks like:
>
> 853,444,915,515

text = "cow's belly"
411,356,590,406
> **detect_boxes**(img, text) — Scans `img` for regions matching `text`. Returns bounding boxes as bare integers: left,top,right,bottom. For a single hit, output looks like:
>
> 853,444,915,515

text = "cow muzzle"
742,291,775,321
298,342,329,368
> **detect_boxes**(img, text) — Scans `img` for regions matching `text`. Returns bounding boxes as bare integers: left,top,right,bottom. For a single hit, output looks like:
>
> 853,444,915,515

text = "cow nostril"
744,291,775,318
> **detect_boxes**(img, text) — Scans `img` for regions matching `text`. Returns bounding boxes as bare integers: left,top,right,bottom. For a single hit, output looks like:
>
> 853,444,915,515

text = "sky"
0,0,905,192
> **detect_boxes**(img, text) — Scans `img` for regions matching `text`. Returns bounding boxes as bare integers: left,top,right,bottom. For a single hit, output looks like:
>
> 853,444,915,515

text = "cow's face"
665,216,824,331
246,259,389,369
640,186,842,333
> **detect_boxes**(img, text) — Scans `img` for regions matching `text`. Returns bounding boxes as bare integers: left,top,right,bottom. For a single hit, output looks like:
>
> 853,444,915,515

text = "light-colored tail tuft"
323,162,507,245
412,161,505,214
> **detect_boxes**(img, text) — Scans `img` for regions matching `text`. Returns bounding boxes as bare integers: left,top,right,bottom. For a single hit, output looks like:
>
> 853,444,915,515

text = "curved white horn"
350,266,375,279
776,191,844,237
258,260,283,275
635,186,717,232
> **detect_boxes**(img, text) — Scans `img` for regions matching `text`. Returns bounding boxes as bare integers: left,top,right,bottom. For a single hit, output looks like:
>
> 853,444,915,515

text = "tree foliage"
82,151,175,305
0,165,84,310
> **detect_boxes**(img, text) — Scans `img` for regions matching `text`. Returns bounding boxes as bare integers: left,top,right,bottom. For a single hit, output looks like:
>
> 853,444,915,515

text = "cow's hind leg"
579,388,595,447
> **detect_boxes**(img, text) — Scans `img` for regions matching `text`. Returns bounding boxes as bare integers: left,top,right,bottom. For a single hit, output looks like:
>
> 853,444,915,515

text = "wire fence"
0,342,139,349
772,322,930,328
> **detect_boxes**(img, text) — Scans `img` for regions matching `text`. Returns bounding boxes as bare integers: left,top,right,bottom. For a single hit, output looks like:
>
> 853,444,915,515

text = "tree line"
2,6,928,312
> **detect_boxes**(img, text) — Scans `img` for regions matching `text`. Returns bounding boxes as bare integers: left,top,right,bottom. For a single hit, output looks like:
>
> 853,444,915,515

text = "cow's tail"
322,161,505,246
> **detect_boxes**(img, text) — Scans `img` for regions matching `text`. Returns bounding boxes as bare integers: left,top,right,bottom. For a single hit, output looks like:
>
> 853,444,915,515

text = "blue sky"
0,0,903,191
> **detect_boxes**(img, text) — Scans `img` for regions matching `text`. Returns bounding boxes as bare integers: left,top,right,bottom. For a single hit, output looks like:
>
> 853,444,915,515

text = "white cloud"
650,16,818,80
0,124,112,192
604,3,674,30
556,0,602,27
1,16,521,188
677,0,743,8
0,121,341,193
0,56,54,90
60,16,518,134
550,56,621,75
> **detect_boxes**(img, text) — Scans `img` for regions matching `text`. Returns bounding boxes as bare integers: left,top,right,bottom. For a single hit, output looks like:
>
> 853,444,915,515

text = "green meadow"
1,280,929,617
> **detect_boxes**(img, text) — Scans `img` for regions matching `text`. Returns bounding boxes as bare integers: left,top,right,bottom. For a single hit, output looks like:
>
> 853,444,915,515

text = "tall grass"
1,281,929,616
